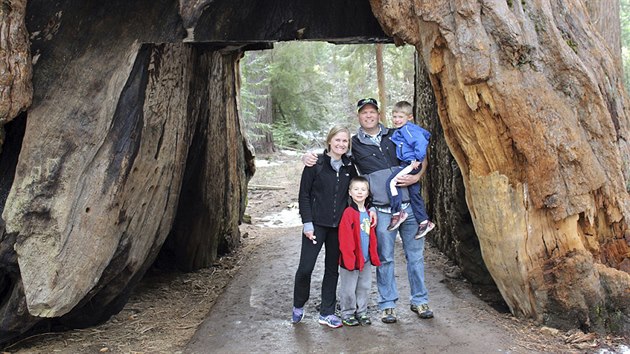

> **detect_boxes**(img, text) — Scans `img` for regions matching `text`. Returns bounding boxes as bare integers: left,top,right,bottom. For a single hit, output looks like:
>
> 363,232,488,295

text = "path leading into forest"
183,152,583,354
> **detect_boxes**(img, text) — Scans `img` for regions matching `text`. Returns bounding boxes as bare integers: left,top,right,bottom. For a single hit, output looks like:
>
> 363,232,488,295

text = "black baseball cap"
357,98,379,112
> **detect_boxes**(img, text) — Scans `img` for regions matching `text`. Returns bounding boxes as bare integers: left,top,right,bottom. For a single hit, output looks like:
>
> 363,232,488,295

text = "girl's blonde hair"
326,125,352,153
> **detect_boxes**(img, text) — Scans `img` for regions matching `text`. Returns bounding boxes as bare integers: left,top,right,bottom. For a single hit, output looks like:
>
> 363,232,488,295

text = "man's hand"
397,157,428,186
369,210,377,228
395,173,421,187
302,151,318,167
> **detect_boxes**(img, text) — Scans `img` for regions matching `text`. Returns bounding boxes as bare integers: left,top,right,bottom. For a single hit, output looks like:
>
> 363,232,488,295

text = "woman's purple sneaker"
318,314,342,328
292,307,304,324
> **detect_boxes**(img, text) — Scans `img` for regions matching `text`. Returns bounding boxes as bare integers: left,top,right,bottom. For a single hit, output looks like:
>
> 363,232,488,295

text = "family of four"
292,98,435,328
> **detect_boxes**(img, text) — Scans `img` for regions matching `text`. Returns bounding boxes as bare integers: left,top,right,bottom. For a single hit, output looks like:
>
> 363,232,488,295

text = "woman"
292,125,357,328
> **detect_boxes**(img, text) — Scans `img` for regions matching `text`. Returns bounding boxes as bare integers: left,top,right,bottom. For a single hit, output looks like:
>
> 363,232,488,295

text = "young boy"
338,176,381,326
385,101,435,239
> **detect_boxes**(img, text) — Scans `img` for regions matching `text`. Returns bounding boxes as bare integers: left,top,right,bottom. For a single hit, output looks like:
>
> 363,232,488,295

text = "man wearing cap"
303,98,433,324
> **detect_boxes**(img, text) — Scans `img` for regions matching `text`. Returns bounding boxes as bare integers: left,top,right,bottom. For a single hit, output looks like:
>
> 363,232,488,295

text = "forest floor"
4,150,629,353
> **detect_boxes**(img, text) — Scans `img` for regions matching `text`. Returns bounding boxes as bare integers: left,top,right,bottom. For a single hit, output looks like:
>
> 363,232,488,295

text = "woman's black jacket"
298,153,358,228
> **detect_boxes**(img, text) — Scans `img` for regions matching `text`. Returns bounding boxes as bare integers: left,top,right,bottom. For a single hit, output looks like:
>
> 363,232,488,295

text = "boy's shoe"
387,211,408,231
357,313,372,326
342,316,360,326
291,307,304,324
381,308,397,323
415,220,435,239
410,303,434,319
318,314,343,328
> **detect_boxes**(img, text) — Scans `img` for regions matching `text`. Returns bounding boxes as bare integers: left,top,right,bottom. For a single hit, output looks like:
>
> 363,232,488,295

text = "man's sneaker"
381,308,397,323
357,313,372,326
292,307,304,324
410,303,434,319
318,314,343,328
387,211,408,231
342,316,360,326
415,220,435,239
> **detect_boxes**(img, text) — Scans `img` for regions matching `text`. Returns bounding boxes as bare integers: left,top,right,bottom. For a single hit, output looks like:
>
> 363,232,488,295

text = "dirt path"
184,152,577,354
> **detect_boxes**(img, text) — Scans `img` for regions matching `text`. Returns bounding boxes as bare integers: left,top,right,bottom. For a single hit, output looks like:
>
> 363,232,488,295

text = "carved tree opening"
0,0,628,345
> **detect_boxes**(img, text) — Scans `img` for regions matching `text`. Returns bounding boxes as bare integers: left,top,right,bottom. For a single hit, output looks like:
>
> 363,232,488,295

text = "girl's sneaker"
292,307,304,324
318,314,343,328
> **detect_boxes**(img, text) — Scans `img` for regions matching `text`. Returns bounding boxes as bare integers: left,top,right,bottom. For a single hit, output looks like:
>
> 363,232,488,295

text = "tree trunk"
241,51,275,154
159,49,252,272
0,0,254,342
371,0,630,333
376,43,387,123
0,0,32,153
415,53,495,287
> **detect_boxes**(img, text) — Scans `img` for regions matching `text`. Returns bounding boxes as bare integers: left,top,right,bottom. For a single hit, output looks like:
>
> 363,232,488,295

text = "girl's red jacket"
338,205,381,271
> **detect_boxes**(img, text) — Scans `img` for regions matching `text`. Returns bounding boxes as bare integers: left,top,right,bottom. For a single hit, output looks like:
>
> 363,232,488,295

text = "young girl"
292,125,357,328
337,176,381,326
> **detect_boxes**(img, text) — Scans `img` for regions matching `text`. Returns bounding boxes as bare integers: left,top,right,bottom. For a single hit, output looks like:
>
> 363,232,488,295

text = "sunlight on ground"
598,345,630,354
257,207,302,228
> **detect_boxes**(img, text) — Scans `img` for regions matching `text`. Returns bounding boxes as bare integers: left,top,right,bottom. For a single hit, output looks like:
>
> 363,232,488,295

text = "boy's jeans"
375,206,429,310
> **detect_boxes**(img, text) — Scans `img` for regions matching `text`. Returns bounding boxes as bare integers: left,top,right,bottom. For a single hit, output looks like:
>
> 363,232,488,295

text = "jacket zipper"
332,169,340,227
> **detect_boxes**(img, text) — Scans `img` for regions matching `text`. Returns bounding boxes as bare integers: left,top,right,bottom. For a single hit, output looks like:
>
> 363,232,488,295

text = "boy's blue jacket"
390,122,431,163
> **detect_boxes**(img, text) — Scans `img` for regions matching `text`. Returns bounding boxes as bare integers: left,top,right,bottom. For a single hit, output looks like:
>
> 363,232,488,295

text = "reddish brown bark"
371,0,630,332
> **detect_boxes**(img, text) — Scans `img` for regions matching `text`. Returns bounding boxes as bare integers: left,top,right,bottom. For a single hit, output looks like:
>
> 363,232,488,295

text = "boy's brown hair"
349,176,369,189
392,100,413,116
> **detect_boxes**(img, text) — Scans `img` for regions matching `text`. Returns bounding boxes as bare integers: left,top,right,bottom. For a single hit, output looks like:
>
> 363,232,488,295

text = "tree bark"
415,54,495,286
0,0,32,153
585,0,622,73
371,0,630,332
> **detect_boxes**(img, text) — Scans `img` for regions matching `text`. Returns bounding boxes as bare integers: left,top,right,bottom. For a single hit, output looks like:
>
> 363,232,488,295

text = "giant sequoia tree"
0,0,628,345
372,0,630,332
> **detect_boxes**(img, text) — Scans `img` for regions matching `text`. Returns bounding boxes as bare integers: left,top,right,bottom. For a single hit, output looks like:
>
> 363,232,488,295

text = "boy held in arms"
338,176,381,326
385,101,435,239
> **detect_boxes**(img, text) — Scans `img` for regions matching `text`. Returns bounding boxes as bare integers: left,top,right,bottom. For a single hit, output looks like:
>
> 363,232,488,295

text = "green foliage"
270,42,335,133
240,42,416,149
565,38,578,53
240,50,273,140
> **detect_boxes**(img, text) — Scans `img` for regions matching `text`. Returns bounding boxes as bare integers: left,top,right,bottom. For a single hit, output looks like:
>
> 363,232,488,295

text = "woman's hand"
304,230,317,244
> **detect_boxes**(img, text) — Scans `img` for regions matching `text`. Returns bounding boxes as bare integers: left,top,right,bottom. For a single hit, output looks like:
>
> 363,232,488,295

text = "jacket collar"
322,149,353,167
356,124,390,146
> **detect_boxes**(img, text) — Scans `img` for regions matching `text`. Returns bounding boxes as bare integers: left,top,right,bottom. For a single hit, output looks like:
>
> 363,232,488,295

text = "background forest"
239,43,415,152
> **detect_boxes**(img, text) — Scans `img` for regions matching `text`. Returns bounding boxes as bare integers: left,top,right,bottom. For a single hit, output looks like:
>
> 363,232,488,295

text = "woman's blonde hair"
326,125,352,153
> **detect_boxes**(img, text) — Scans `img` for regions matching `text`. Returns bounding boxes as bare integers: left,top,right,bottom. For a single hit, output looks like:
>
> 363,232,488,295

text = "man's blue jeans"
375,205,429,310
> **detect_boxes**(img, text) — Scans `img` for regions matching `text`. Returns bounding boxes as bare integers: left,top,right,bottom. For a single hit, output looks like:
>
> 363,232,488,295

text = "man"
304,98,433,323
